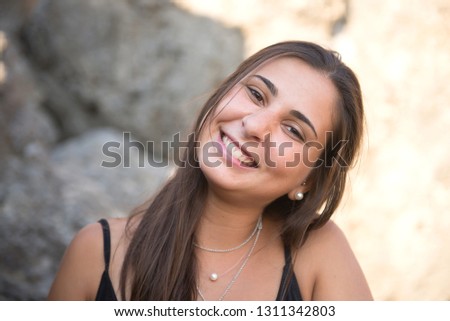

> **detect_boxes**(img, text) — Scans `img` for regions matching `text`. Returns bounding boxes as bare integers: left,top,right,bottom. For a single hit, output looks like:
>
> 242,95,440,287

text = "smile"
220,132,258,168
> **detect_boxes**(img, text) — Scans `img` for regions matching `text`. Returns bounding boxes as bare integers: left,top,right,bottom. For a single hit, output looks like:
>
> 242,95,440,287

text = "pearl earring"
295,192,304,201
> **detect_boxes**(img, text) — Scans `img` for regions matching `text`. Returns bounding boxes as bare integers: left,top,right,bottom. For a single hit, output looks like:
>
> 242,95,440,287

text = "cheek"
275,143,302,167
211,87,249,119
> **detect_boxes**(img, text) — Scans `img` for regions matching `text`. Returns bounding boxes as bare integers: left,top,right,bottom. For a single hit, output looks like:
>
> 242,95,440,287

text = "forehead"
247,56,334,96
248,57,338,141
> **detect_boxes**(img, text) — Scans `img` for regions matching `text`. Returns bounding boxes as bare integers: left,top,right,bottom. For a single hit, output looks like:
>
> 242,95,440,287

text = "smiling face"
198,57,338,206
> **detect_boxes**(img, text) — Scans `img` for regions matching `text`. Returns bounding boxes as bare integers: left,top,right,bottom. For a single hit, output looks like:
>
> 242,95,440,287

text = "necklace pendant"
209,273,218,281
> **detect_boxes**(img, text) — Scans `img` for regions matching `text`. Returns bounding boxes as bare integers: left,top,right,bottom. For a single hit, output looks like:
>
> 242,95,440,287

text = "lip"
218,130,259,169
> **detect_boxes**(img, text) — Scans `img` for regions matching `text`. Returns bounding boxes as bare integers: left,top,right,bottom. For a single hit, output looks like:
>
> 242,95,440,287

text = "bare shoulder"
305,219,349,249
48,217,130,300
294,220,373,301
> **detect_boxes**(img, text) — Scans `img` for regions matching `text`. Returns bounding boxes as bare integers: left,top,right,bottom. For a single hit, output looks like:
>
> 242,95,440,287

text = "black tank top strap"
95,219,118,300
98,219,112,271
284,245,293,265
276,245,303,301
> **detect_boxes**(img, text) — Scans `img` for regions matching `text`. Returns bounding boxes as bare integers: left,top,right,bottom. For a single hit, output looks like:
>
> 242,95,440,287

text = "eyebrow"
253,75,278,96
290,110,318,138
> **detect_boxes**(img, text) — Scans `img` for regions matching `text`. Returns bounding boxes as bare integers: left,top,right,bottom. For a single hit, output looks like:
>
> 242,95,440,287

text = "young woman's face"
198,57,337,206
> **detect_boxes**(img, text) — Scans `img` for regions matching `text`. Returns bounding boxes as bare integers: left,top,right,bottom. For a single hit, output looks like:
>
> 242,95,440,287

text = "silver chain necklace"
193,216,262,253
196,218,263,301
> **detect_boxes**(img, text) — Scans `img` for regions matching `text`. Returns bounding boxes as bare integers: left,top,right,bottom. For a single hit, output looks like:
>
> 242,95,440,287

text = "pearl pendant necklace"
208,249,248,282
198,217,262,283
197,217,263,301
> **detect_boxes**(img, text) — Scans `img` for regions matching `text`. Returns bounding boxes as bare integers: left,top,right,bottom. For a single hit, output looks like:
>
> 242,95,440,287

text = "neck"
195,189,265,250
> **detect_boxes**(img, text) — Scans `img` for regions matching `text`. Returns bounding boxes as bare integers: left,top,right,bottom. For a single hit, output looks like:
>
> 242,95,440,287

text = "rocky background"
0,0,449,300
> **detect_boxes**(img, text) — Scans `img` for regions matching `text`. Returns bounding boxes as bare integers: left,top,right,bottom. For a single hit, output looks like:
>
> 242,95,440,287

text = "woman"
48,41,372,301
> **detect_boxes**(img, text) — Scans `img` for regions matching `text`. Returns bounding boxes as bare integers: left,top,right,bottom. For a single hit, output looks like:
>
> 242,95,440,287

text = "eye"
247,86,264,104
285,125,306,142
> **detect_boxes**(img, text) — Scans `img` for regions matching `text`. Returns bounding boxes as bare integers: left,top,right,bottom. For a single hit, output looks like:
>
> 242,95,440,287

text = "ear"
287,180,310,201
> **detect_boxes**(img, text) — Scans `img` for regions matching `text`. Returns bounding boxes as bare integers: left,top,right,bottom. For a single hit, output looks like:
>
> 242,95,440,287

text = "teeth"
222,134,255,165
233,147,253,163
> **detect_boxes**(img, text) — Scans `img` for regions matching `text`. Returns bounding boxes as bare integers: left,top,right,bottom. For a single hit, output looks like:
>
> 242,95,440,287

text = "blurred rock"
0,36,58,157
22,0,243,153
0,128,171,299
50,128,171,217
0,156,70,300
0,0,36,34
0,0,242,300
0,26,59,206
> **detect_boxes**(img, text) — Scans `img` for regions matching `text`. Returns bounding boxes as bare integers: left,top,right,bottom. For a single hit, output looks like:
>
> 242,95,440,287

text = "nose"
241,109,274,142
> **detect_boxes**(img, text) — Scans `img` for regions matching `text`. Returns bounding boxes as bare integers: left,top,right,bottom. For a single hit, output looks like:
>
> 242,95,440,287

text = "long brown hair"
120,41,364,300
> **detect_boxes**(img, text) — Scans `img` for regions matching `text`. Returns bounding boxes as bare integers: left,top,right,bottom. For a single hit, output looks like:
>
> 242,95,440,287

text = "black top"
95,219,118,301
95,219,302,301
